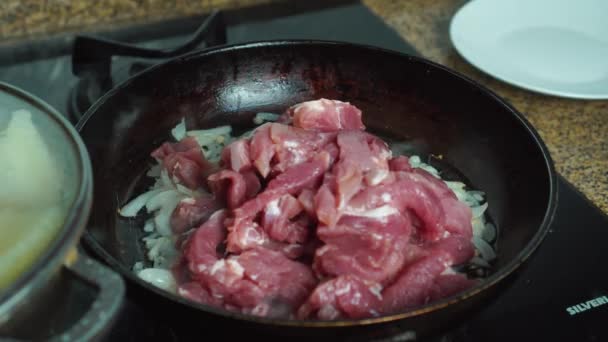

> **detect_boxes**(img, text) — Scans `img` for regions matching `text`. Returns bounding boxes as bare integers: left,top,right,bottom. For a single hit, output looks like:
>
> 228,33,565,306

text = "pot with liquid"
0,82,124,341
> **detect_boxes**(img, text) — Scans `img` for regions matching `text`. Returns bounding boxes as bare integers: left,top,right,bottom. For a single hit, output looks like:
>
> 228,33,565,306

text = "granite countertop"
2,0,606,214
0,0,275,41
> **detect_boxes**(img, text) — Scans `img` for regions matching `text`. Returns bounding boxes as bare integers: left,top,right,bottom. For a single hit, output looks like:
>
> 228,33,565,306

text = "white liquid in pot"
0,109,65,292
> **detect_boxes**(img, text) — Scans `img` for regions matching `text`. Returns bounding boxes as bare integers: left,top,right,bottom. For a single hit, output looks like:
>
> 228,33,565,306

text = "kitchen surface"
0,0,606,341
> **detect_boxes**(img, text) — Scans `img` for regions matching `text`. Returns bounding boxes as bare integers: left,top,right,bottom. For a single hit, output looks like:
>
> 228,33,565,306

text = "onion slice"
119,188,164,217
171,118,186,141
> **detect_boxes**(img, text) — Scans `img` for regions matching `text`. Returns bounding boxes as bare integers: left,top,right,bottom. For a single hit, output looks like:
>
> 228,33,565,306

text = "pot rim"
78,39,558,327
0,82,94,320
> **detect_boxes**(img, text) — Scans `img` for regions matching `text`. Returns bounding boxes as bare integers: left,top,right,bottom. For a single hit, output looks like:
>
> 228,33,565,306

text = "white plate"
449,0,608,99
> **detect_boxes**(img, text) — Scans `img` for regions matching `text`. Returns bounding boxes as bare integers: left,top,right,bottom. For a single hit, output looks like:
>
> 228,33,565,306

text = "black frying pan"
76,40,557,341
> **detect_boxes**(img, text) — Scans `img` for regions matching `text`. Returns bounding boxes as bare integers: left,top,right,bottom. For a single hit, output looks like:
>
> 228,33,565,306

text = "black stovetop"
2,1,606,341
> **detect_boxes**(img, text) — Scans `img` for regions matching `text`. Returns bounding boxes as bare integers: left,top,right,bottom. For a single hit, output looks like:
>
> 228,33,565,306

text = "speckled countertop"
0,0,275,41
2,0,606,214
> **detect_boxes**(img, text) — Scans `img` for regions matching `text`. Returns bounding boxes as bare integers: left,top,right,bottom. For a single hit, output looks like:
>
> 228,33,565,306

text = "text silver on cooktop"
566,295,608,315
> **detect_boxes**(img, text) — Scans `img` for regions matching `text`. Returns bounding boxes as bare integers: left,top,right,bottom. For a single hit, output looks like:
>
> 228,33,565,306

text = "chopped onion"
154,201,177,236
119,188,164,217
468,190,486,202
419,164,441,178
440,267,457,275
409,156,441,178
146,190,184,236
144,236,179,268
186,126,232,145
482,222,497,242
444,181,466,190
464,197,481,207
143,233,160,247
145,189,182,213
444,181,473,203
450,186,469,203
175,183,198,197
146,236,171,261
253,112,280,125
409,155,421,167
143,219,155,233
146,163,162,178
160,169,174,189
470,256,491,268
472,217,485,237
133,261,144,273
473,236,496,261
138,268,177,293
171,118,186,141
471,202,488,219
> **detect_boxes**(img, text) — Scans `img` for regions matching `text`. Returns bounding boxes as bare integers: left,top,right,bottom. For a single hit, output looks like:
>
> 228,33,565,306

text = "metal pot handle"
49,251,125,342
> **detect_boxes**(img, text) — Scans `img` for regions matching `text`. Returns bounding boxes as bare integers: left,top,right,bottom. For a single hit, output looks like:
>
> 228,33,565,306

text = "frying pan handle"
48,251,125,342
71,9,226,78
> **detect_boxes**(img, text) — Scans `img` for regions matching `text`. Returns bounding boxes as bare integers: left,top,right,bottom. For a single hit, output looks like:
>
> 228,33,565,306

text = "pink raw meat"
170,99,479,320
177,281,223,307
282,99,365,132
314,214,411,285
269,123,337,173
249,123,275,178
207,170,248,209
226,218,269,254
151,136,216,190
429,274,479,302
261,195,308,244
170,194,222,234
346,171,472,243
184,210,228,274
185,247,317,317
226,217,306,259
389,156,412,172
233,151,332,221
381,249,455,314
221,139,251,172
297,275,382,320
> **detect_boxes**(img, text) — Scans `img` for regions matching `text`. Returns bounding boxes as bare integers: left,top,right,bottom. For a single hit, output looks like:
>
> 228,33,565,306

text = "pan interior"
78,41,555,323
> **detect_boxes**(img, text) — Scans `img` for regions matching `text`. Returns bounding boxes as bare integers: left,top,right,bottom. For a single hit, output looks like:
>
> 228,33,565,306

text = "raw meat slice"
283,99,365,132
297,275,382,320
261,195,307,243
249,123,275,178
221,139,251,172
170,194,222,234
184,210,228,274
207,170,248,209
381,249,453,314
314,214,411,285
151,136,215,189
